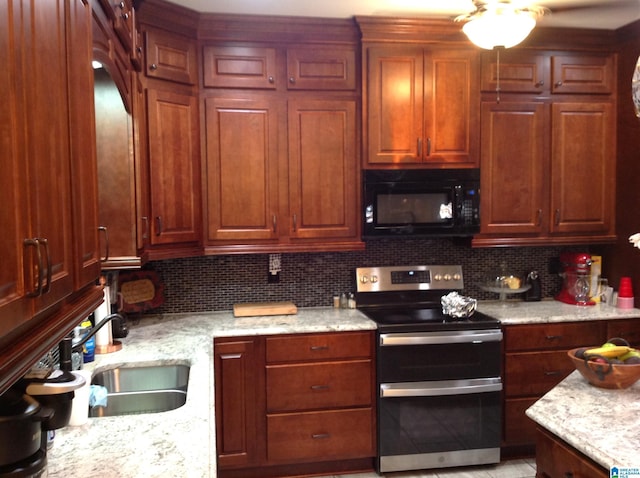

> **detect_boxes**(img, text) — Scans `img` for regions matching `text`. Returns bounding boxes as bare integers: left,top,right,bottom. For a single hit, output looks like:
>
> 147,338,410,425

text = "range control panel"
356,265,464,293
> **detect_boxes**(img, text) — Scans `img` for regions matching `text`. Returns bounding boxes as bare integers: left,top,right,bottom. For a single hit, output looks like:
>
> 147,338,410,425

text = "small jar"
339,293,348,309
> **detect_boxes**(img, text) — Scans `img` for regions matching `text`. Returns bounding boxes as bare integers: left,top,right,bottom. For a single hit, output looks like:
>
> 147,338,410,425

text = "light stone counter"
526,371,640,470
47,307,376,478
478,299,640,325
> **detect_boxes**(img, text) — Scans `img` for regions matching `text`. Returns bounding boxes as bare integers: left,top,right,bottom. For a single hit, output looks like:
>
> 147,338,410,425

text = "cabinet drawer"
607,319,640,347
267,408,374,463
266,360,372,412
505,351,574,396
266,332,372,363
551,54,614,95
504,322,604,352
504,397,537,446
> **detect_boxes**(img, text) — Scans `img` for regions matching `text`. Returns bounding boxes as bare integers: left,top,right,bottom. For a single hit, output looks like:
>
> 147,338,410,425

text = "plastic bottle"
80,319,95,363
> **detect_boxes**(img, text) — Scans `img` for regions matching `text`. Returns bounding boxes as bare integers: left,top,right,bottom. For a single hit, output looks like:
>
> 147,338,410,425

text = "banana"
584,345,631,358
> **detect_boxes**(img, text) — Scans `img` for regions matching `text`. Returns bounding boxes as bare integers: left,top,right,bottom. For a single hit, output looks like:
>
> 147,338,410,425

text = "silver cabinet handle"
268,76,275,84
272,214,277,233
23,238,43,298
155,216,163,236
149,63,158,71
417,138,422,157
311,433,331,439
536,209,542,226
555,81,563,87
292,213,297,232
310,385,330,391
554,209,561,226
98,226,110,262
289,76,296,84
141,216,149,240
426,137,432,156
535,80,545,87
310,345,329,351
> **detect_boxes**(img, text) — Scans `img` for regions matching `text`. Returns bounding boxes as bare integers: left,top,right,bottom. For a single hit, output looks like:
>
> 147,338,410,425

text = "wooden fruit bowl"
568,348,640,389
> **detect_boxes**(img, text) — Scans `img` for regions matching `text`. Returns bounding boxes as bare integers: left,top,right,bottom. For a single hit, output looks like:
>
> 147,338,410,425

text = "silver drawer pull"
311,385,330,391
310,345,329,351
311,433,331,440
544,371,562,376
545,335,563,340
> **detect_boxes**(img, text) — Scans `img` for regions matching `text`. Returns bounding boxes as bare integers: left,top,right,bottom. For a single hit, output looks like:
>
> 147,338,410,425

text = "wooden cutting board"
233,301,298,317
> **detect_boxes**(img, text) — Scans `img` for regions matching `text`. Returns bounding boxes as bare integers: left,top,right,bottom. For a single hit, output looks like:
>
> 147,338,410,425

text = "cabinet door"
480,101,546,235
20,0,75,314
147,88,201,245
365,46,424,164
550,102,615,235
536,427,609,478
0,0,30,336
426,48,479,166
203,45,277,89
214,338,262,469
67,0,102,288
145,27,197,85
204,97,281,243
551,54,614,95
286,46,356,91
288,99,358,240
481,50,547,94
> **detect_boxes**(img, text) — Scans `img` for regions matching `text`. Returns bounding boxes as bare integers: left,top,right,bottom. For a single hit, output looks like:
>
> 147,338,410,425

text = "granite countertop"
526,370,640,470
478,299,640,325
46,301,640,477
47,307,376,478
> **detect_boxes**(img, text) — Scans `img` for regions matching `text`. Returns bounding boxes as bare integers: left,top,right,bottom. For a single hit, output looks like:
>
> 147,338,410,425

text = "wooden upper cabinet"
203,44,357,91
1,0,100,338
551,54,614,95
481,50,615,95
365,46,479,167
146,87,201,246
286,46,356,90
288,99,358,240
68,0,102,288
144,26,197,85
550,101,615,235
480,101,547,236
203,45,277,89
204,97,281,243
481,50,547,94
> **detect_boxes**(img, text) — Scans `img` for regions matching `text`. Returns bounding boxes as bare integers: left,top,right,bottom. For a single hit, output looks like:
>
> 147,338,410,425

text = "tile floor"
319,458,537,478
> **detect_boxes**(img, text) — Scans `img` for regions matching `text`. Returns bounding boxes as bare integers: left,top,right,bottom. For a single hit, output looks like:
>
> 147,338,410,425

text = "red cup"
619,276,633,298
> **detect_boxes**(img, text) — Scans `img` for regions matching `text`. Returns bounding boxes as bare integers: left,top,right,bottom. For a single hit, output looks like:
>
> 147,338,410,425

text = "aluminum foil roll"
441,292,477,318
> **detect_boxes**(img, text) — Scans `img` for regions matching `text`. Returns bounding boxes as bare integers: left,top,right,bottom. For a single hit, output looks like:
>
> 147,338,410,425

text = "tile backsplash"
136,239,594,315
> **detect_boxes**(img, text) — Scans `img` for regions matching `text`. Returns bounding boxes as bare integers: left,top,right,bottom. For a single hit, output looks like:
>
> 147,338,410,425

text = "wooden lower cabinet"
214,331,376,477
535,427,608,478
502,321,605,452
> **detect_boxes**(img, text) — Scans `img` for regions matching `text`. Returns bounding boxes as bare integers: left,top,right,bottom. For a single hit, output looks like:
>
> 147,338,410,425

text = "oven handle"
379,329,503,346
380,377,502,397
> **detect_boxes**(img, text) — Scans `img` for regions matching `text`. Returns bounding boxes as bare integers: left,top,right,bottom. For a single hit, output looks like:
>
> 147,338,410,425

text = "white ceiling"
166,0,640,30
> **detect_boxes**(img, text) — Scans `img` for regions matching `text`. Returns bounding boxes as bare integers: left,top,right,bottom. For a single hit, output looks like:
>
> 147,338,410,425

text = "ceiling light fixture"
456,1,547,50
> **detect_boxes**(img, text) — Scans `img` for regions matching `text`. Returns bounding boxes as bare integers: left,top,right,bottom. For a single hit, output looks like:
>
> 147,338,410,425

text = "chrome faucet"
58,314,124,372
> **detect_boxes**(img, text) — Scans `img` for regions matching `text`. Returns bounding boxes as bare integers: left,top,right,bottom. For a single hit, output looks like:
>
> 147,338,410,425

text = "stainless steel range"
355,265,503,474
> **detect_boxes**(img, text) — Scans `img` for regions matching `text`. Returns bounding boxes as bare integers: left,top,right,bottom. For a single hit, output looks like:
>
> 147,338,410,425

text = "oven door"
377,380,502,473
378,329,502,382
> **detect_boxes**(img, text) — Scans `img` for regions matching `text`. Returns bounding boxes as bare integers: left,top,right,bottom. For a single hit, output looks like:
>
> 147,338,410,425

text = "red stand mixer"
555,252,596,306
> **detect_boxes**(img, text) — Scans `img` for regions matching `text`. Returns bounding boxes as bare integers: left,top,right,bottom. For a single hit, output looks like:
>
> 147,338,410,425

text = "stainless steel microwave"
363,169,480,238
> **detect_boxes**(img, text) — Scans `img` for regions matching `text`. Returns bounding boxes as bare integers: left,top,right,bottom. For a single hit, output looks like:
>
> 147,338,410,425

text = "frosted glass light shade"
462,9,536,50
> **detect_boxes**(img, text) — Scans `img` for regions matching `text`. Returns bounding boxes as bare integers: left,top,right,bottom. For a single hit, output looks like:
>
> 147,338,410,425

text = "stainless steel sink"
90,364,190,417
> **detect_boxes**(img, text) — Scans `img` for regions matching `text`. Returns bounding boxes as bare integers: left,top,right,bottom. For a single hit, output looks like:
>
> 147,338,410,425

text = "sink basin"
90,363,190,417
